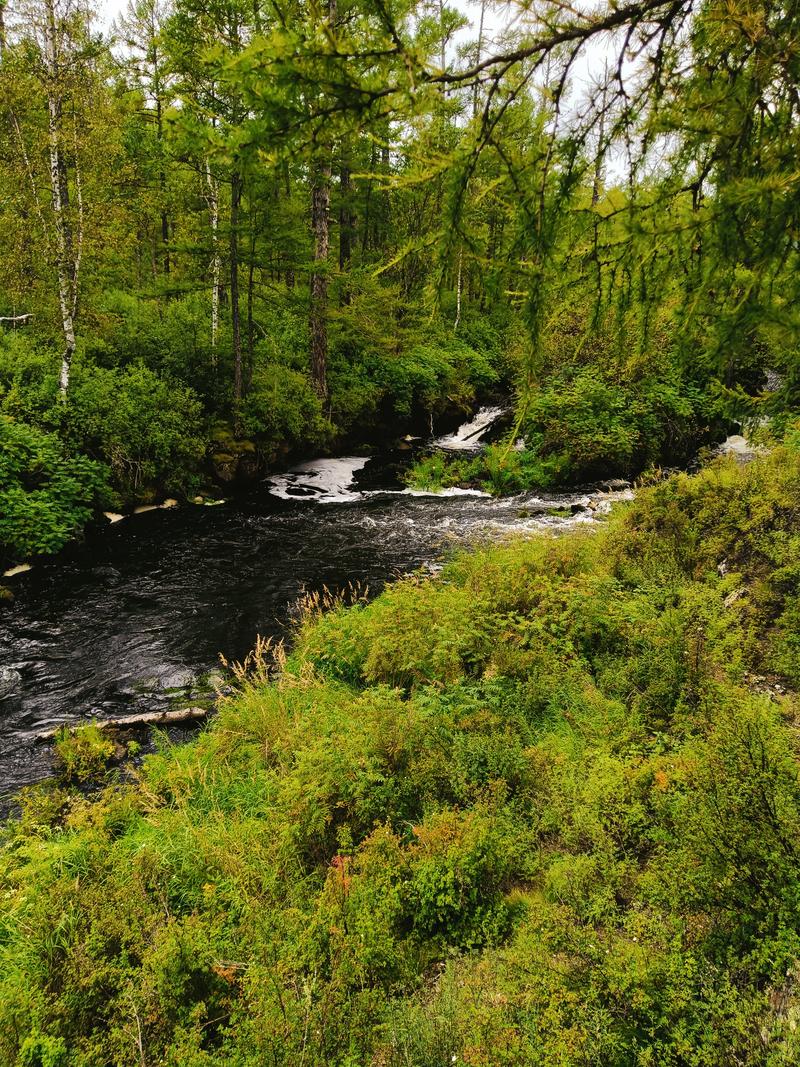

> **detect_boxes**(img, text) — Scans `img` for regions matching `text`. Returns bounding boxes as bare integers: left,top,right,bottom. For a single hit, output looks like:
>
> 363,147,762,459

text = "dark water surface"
0,445,629,800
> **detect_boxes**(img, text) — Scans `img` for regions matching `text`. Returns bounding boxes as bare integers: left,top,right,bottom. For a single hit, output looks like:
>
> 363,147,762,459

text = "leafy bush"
85,291,218,401
67,362,205,496
0,337,206,500
242,363,331,449
0,416,109,559
520,364,709,482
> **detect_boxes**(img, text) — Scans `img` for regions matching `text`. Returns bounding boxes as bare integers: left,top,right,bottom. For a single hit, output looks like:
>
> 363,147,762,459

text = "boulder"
211,452,239,482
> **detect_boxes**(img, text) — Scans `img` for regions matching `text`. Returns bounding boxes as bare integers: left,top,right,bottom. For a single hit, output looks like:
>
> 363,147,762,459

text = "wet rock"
103,511,125,523
238,452,260,481
161,498,179,509
0,585,13,603
133,504,159,515
601,478,631,491
0,667,22,698
570,496,592,514
158,668,195,691
91,566,121,583
212,452,238,482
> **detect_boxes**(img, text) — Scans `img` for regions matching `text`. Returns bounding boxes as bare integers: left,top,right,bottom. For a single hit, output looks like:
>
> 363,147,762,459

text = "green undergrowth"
1,448,800,1065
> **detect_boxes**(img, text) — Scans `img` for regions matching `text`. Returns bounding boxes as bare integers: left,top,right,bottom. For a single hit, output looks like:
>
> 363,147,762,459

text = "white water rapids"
431,405,508,450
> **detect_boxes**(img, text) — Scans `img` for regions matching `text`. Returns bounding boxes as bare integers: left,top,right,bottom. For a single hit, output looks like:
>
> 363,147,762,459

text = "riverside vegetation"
1,444,800,1065
1,0,800,1061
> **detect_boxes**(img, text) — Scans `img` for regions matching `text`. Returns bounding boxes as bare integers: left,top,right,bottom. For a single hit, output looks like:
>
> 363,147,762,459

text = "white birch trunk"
43,0,77,398
454,244,463,331
205,159,221,367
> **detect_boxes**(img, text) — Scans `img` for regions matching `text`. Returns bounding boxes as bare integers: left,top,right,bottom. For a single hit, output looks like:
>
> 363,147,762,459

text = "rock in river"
0,667,22,699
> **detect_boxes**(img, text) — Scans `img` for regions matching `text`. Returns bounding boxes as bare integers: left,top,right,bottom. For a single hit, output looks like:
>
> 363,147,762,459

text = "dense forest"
0,0,796,562
1,0,800,1062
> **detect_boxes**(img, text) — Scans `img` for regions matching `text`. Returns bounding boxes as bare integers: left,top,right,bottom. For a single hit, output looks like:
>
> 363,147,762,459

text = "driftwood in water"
35,706,209,742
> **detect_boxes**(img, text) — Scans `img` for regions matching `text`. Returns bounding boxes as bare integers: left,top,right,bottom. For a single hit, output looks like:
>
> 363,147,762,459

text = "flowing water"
0,409,632,801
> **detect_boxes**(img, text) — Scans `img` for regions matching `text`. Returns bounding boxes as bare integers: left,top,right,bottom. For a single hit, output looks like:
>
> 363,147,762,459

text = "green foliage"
520,363,710,483
2,451,799,1064
0,337,205,501
242,363,331,449
0,416,110,560
54,724,116,784
86,291,216,394
67,362,205,495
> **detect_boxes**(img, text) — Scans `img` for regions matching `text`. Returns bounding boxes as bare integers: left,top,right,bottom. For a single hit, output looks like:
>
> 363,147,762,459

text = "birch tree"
1,0,92,396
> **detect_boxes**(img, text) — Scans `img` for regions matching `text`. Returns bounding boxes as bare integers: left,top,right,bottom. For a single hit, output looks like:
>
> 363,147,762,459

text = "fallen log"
35,705,210,742
0,313,33,327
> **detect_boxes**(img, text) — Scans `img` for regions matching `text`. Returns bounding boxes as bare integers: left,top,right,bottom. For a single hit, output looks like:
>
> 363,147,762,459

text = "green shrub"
0,416,110,559
54,724,116,783
242,363,331,449
67,362,205,496
1,450,799,1065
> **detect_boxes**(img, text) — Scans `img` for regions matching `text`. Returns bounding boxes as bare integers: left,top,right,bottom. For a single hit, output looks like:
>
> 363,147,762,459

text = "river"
0,410,632,801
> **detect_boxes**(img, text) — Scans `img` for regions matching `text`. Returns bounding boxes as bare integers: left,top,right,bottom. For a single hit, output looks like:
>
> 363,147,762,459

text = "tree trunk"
35,706,210,741
454,244,463,331
338,149,354,305
339,145,354,267
205,160,221,369
246,213,256,391
230,168,243,431
592,68,608,206
472,0,486,119
308,0,337,402
156,96,170,275
310,155,330,401
43,0,77,399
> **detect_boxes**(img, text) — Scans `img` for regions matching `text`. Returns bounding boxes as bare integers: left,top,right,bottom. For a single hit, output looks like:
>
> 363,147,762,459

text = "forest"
0,0,799,1061
0,0,795,559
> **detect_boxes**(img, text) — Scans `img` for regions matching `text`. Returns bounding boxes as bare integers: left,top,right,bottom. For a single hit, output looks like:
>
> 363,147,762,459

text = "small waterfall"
432,405,507,451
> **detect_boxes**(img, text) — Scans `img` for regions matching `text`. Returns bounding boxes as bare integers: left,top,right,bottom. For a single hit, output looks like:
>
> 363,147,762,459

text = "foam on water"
267,457,370,502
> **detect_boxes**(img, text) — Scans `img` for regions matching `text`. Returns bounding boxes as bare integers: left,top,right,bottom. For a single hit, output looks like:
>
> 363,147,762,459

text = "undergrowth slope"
1,448,799,1066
